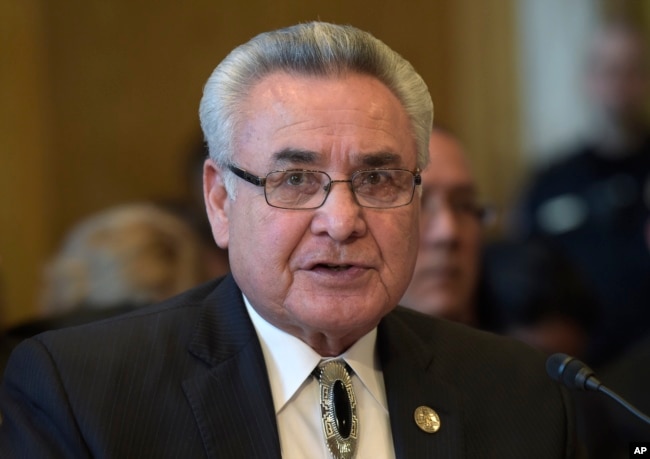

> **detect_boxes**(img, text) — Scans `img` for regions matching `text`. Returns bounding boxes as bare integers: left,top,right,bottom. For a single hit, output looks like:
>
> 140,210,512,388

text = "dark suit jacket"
0,275,576,458
0,303,140,375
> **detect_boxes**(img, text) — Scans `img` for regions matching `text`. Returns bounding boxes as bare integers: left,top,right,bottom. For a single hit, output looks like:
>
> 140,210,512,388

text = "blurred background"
1,0,648,329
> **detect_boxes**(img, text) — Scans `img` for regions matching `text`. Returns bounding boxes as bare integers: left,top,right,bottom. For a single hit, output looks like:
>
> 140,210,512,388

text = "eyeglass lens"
264,170,416,209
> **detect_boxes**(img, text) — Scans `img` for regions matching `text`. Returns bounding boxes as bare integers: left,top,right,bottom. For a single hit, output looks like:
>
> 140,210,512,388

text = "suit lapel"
379,311,466,459
182,275,282,459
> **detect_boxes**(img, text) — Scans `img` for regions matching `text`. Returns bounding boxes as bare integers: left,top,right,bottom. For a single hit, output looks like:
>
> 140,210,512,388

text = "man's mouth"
301,260,371,284
316,263,353,271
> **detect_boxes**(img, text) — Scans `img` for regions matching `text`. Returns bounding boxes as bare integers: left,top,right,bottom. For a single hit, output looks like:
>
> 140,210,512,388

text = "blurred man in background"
513,20,650,367
0,202,209,373
400,128,487,326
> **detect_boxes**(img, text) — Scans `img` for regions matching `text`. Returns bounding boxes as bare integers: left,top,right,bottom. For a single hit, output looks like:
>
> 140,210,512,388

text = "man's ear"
203,158,230,248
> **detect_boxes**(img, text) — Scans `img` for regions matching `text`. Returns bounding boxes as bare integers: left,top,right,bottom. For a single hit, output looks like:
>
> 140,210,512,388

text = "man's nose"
310,181,367,241
421,199,460,244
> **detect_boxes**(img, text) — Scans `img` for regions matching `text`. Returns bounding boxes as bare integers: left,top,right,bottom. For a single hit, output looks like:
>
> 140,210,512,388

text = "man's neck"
293,328,372,357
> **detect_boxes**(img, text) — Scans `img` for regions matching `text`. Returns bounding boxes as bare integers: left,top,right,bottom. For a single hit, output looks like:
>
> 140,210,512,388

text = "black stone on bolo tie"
313,360,359,459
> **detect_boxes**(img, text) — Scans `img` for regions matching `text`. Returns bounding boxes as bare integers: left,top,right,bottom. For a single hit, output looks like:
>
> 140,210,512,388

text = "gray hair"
199,21,433,194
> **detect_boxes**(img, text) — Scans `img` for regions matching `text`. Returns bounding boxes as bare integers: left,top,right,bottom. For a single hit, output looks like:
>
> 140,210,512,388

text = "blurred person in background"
3,202,209,349
400,128,491,327
513,19,650,367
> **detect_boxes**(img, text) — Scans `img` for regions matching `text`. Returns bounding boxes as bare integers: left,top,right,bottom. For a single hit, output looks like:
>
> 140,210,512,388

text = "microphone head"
546,353,572,383
546,353,600,391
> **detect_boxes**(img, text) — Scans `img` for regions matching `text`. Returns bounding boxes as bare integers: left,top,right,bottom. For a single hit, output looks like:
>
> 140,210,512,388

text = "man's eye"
363,171,390,186
287,173,305,186
366,172,382,185
280,172,322,191
453,201,482,216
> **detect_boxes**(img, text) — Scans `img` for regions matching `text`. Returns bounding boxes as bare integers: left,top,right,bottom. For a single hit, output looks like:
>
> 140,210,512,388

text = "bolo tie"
313,359,359,459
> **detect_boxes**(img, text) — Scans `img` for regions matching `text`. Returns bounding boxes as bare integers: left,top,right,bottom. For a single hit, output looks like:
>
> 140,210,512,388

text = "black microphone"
546,353,650,425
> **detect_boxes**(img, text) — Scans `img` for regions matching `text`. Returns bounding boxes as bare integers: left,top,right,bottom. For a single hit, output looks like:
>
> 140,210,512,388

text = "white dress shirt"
244,296,396,459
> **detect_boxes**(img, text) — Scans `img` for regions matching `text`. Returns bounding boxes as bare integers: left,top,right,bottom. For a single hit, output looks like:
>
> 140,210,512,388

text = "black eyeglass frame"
227,163,422,210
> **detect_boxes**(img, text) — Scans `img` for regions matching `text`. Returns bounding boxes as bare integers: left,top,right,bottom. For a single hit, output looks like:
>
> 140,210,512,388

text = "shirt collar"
243,295,387,414
340,328,387,413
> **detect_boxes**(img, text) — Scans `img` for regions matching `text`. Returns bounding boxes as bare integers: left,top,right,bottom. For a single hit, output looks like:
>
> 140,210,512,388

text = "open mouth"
304,261,369,284
317,263,353,271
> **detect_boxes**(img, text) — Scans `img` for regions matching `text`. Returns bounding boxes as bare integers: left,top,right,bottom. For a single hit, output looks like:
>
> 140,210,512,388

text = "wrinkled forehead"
233,72,419,171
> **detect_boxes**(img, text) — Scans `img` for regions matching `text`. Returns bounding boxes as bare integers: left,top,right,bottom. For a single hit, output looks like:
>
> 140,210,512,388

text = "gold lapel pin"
414,406,441,433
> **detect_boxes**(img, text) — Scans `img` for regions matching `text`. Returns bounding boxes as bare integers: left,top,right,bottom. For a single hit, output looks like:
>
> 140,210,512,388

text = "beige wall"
1,0,54,328
1,0,521,327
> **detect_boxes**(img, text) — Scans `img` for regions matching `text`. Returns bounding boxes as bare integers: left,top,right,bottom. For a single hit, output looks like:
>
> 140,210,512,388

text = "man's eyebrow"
452,186,480,200
359,152,403,168
269,149,405,168
271,149,318,166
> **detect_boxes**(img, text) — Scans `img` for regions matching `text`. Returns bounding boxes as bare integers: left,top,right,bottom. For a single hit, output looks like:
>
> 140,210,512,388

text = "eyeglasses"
228,164,421,210
421,195,497,226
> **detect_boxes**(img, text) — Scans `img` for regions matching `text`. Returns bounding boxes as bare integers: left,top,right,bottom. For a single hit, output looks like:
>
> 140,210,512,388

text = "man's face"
204,72,420,354
400,131,481,324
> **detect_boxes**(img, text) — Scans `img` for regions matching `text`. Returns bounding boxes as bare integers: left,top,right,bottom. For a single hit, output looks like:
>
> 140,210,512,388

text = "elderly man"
400,129,484,326
0,22,575,458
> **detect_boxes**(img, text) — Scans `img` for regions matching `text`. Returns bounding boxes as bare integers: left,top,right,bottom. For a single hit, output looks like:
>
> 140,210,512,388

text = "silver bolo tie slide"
312,359,359,459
